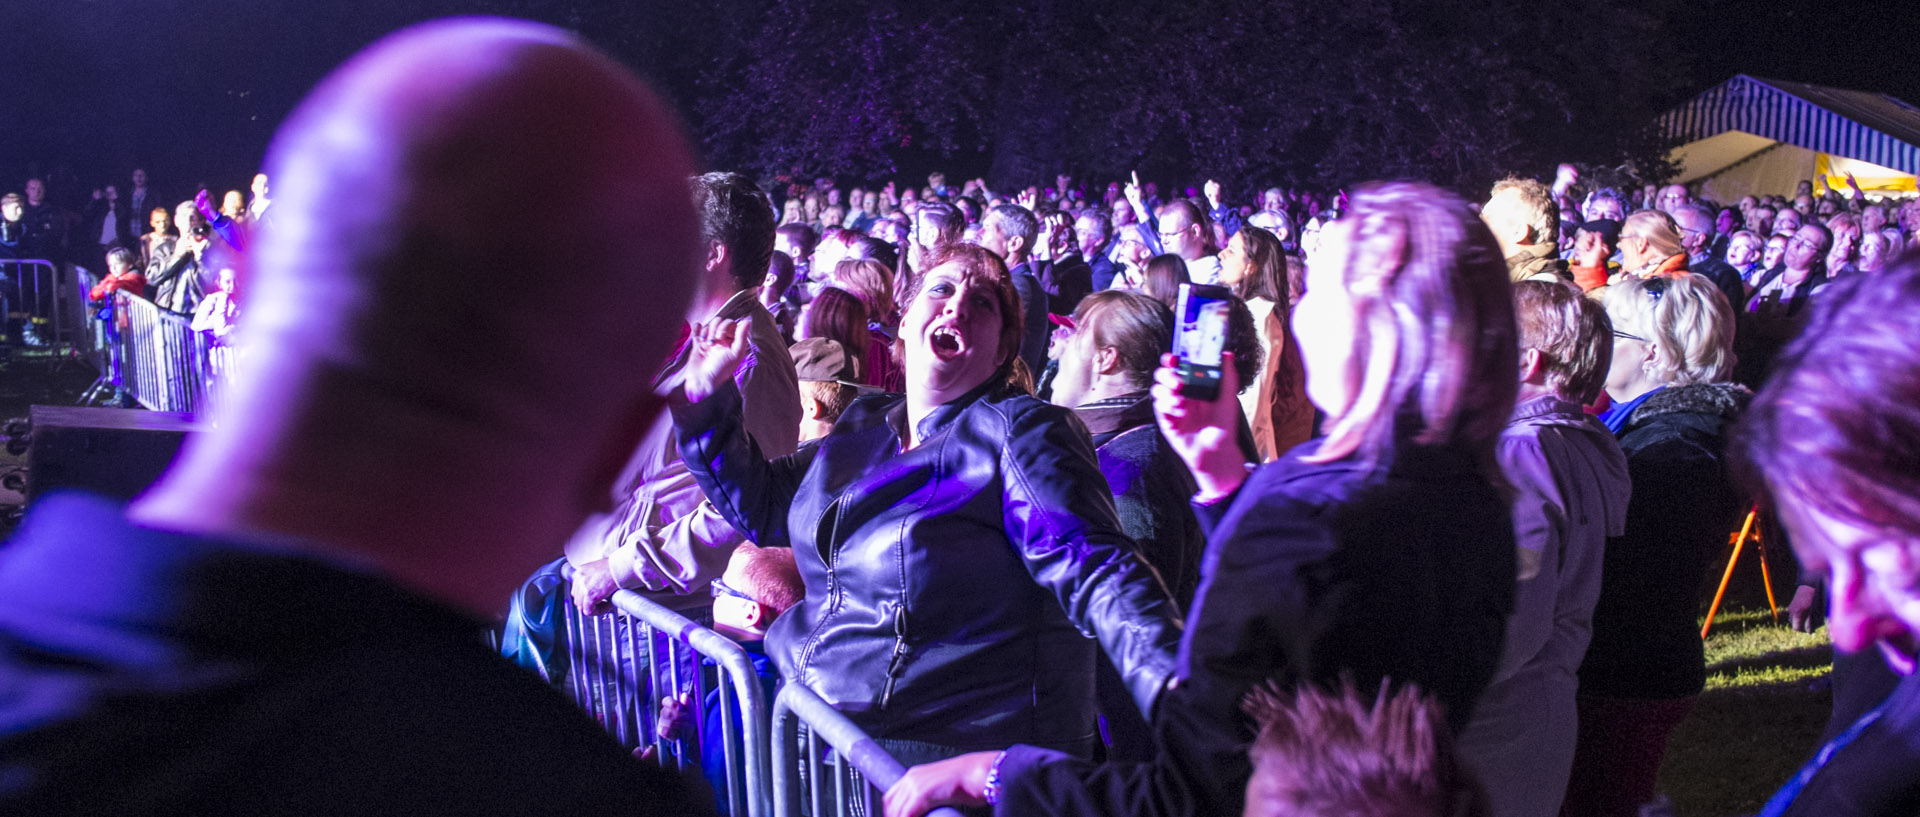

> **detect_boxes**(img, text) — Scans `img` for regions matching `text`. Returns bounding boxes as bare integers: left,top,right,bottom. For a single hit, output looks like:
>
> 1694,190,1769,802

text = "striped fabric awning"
1657,74,1920,175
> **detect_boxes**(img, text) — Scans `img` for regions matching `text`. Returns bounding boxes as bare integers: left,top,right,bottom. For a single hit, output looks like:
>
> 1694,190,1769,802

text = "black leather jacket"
674,380,1181,753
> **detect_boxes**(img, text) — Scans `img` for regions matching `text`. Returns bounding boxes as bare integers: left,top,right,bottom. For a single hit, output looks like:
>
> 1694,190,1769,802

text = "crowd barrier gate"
772,683,965,817
2,260,101,366
103,289,214,414
558,575,773,817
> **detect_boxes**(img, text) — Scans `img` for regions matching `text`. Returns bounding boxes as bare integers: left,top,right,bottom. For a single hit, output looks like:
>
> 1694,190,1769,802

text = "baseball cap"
790,338,864,388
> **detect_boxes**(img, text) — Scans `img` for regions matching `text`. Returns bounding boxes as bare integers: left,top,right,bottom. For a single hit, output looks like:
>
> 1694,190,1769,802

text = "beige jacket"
562,289,800,610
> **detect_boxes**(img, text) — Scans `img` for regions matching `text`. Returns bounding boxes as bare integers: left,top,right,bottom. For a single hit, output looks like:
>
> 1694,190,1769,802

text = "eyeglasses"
1612,328,1649,342
711,578,756,603
1789,236,1823,251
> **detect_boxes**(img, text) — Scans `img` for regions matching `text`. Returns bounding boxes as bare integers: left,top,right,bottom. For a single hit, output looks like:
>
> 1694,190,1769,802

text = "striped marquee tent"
1656,74,1920,201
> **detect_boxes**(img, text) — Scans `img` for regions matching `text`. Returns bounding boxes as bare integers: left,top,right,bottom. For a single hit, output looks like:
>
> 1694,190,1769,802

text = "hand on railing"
882,751,998,817
570,558,620,616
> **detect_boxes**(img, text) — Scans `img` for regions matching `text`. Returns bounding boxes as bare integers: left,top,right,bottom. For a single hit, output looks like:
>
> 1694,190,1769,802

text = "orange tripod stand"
1701,505,1779,639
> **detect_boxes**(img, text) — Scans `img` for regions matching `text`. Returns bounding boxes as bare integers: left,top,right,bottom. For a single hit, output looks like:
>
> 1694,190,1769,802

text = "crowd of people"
0,168,263,348
3,15,1920,817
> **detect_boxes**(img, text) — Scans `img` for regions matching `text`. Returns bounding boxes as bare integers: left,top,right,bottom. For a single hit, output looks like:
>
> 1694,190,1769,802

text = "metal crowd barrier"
103,289,214,414
772,684,965,817
2,259,98,362
558,572,774,817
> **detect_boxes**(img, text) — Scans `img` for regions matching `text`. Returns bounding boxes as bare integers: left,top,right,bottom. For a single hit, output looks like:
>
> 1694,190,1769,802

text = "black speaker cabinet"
25,405,197,502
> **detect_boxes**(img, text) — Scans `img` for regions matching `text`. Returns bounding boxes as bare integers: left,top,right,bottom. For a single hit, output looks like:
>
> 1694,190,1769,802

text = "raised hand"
1125,171,1144,207
682,316,751,403
1152,353,1249,502
1015,188,1038,211
1204,179,1222,207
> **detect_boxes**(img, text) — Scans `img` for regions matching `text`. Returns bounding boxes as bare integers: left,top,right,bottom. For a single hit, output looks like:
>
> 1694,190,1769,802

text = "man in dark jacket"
0,18,714,816
1676,203,1746,311
981,203,1051,376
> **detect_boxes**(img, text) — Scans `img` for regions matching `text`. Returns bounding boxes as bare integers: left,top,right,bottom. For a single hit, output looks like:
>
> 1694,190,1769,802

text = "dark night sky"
2,0,1916,206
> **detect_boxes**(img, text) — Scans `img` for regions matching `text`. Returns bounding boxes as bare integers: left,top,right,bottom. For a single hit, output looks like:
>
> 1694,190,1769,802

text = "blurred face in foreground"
1292,220,1360,415
1778,496,1920,675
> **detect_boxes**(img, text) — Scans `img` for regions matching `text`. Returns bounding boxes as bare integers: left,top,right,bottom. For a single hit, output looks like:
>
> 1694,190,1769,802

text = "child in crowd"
1243,681,1489,817
88,247,145,301
790,337,864,443
653,542,802,813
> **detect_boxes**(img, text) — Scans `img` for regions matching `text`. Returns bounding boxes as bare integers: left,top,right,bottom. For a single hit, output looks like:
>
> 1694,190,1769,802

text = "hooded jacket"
1458,396,1632,817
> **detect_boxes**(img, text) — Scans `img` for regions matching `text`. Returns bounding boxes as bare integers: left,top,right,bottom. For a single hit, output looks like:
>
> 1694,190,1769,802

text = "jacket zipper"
879,605,910,710
797,497,851,678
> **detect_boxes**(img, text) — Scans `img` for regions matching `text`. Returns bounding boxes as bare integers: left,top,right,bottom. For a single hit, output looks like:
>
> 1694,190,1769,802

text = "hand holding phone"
1173,283,1234,401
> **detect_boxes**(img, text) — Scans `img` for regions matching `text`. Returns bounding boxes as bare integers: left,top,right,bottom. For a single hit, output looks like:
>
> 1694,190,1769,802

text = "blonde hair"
1622,209,1684,260
1488,176,1559,245
1514,281,1614,404
1603,272,1735,386
1306,182,1518,472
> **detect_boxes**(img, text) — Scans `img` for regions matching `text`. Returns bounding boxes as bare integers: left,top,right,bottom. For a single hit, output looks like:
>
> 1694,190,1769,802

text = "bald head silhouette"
131,18,700,614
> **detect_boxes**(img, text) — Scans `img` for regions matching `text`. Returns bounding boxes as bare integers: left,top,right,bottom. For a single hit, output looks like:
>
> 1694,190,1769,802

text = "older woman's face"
1777,495,1920,675
1603,304,1656,399
901,261,1007,403
1292,220,1361,416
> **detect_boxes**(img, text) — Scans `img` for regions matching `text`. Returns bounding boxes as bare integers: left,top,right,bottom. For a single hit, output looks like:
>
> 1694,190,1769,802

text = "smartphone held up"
1173,282,1233,402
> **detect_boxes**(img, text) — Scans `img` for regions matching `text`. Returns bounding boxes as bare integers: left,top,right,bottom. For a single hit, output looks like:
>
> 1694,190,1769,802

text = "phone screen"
1174,283,1233,401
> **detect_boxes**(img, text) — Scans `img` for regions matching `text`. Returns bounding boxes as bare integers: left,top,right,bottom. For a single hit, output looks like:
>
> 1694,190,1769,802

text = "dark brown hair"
1142,253,1190,308
1231,225,1286,304
801,287,870,360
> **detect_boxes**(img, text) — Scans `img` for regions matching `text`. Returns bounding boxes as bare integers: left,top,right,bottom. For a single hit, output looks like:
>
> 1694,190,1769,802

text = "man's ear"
1096,345,1122,377
741,601,764,629
804,393,827,421
706,240,729,276
1008,234,1029,257
1518,347,1547,386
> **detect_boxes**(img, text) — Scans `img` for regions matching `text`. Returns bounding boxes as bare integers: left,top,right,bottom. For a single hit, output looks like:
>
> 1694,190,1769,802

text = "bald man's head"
246,17,696,436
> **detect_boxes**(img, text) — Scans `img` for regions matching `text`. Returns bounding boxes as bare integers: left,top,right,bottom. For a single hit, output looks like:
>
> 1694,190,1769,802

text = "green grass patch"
1655,598,1834,816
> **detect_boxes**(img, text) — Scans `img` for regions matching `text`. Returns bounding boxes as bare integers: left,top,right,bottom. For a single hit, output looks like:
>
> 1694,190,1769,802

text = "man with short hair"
0,18,712,814
979,203,1051,375
126,168,161,237
1674,203,1744,309
567,171,801,617
1076,211,1118,291
1654,184,1690,215
17,178,65,262
1152,199,1221,285
1483,177,1570,284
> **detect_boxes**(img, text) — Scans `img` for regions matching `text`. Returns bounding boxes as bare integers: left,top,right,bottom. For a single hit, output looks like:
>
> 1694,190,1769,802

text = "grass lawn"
1657,563,1835,816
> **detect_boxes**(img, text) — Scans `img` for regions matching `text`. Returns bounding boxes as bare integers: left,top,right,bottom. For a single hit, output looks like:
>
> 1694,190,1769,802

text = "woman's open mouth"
929,326,964,360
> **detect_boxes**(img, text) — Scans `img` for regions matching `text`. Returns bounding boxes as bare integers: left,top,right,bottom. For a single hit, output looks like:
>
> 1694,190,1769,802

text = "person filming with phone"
886,182,1520,817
